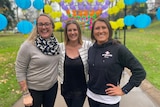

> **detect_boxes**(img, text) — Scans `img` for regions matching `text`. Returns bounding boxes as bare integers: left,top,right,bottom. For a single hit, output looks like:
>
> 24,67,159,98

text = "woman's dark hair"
91,17,121,44
91,17,113,41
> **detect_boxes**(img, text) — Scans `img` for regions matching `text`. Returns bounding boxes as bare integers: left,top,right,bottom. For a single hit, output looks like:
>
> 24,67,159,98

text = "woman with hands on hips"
87,17,146,107
15,14,60,107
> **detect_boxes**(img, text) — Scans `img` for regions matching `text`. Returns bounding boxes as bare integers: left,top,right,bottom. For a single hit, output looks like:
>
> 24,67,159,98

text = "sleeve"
118,45,146,93
57,43,65,84
15,41,31,82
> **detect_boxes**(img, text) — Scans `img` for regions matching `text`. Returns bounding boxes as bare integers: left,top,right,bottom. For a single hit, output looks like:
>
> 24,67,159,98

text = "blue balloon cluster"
134,14,151,28
17,20,33,34
0,14,8,30
124,14,151,28
15,0,44,10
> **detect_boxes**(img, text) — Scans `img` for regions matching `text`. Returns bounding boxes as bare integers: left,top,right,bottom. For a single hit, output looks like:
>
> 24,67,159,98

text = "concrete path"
12,70,159,107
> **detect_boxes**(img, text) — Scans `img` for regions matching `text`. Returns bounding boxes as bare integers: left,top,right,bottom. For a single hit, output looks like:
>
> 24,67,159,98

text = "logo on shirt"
102,51,112,58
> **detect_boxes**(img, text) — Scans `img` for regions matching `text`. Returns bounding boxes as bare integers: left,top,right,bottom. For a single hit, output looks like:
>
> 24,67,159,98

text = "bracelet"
23,89,30,95
23,92,31,98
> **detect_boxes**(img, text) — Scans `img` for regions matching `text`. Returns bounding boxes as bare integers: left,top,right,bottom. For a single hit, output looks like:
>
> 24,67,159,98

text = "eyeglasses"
37,22,51,27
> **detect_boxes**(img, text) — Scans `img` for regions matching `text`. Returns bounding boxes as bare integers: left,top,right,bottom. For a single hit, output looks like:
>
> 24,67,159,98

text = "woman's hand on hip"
105,84,125,96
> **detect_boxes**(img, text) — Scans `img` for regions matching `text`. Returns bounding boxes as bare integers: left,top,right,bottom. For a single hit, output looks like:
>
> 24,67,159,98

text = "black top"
88,40,146,95
61,54,87,97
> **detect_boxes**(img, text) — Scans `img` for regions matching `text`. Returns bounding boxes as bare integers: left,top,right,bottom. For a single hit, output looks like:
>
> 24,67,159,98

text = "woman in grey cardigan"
58,20,92,107
15,14,60,107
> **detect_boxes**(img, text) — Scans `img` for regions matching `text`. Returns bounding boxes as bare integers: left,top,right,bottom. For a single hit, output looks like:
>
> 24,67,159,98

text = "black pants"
88,97,119,107
27,82,58,107
63,94,86,107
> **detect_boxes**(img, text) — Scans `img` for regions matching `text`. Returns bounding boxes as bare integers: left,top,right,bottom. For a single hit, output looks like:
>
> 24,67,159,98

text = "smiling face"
93,21,109,45
66,23,79,42
37,15,53,39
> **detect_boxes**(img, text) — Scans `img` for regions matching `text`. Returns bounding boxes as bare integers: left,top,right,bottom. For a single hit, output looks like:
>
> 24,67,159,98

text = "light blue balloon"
124,0,136,5
0,14,8,30
135,0,147,3
134,14,151,28
33,0,44,10
156,8,160,20
124,15,135,26
17,20,33,34
15,0,31,9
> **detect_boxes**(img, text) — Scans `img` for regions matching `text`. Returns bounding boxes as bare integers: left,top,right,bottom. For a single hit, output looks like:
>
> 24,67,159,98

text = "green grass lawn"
0,21,160,107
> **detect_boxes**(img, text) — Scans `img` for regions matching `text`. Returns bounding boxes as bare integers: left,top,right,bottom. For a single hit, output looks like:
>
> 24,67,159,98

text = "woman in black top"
87,17,146,107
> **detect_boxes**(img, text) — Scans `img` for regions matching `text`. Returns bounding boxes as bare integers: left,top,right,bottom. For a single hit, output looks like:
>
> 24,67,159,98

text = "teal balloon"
156,7,160,20
135,0,147,3
33,0,44,10
124,0,136,5
124,15,135,26
134,14,151,28
15,0,31,9
0,14,8,30
17,20,33,34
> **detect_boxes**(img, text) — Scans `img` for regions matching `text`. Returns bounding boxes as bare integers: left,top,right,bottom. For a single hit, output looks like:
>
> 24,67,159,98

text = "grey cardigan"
58,40,92,84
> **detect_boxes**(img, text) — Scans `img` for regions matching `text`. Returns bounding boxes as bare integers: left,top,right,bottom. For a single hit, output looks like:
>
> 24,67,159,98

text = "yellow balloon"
112,6,120,14
87,0,94,3
116,18,124,28
50,11,57,19
54,22,62,31
57,11,62,18
50,0,56,2
117,1,125,9
108,8,113,15
55,0,61,3
64,0,72,4
109,21,118,30
77,0,83,3
97,0,104,3
44,4,52,14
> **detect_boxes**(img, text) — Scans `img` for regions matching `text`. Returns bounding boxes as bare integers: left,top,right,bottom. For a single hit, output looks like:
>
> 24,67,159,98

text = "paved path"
12,70,159,107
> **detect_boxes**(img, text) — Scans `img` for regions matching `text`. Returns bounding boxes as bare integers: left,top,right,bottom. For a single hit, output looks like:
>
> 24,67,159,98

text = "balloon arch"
0,0,160,35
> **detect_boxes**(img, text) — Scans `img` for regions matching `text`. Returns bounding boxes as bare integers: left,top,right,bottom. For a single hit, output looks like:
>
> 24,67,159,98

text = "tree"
0,0,16,29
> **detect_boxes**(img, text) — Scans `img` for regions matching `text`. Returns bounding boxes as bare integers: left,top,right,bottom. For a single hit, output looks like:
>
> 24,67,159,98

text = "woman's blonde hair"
27,14,55,43
64,20,83,45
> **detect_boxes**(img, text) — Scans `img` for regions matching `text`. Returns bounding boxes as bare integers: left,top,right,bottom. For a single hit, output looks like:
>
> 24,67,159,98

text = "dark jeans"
63,91,86,107
27,82,58,107
88,97,119,107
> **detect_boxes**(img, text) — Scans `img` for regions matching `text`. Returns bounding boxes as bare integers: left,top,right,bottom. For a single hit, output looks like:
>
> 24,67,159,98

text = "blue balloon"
124,15,135,26
135,0,147,3
17,20,33,34
134,14,151,28
0,14,8,30
33,0,44,10
124,0,136,5
156,8,160,20
15,0,31,9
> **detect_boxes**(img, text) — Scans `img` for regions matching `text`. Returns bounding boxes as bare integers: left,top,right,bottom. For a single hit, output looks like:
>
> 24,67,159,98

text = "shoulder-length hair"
27,14,55,43
64,20,83,45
